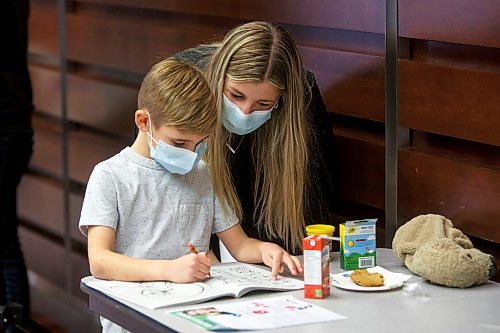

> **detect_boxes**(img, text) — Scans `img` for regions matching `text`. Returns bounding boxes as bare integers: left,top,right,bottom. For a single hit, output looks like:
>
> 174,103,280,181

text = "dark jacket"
177,46,336,255
0,0,33,135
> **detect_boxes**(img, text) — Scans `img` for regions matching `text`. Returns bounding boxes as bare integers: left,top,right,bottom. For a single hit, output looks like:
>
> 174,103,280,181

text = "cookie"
350,269,384,287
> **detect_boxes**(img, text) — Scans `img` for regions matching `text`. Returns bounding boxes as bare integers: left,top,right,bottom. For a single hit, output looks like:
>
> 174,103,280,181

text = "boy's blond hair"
138,57,216,135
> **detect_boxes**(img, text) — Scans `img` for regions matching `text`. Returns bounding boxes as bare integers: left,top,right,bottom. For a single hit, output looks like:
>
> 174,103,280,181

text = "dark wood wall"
21,1,499,325
397,0,500,275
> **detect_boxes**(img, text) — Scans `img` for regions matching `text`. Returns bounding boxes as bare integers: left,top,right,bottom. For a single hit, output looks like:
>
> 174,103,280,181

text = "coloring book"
81,262,303,310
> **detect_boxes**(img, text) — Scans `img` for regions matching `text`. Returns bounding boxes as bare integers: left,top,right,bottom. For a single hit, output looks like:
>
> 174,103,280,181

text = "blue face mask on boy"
147,113,207,175
222,95,277,135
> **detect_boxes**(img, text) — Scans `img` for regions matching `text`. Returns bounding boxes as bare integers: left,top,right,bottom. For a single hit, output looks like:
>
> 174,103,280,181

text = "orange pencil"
188,242,198,254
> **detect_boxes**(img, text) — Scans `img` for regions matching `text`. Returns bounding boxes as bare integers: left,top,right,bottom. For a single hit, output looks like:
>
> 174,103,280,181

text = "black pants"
0,130,33,331
0,1,33,331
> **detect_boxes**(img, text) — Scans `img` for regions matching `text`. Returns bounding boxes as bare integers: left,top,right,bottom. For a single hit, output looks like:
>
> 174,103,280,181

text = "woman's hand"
260,242,303,280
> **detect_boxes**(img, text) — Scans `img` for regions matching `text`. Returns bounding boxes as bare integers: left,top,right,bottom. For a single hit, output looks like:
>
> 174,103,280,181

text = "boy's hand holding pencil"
188,242,199,254
167,243,211,283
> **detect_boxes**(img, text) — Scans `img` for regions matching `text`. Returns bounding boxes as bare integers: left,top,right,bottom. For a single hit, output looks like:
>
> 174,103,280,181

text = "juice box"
340,218,377,270
302,235,330,299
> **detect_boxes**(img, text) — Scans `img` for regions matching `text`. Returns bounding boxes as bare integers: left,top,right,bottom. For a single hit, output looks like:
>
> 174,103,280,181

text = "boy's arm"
87,226,211,282
217,224,303,279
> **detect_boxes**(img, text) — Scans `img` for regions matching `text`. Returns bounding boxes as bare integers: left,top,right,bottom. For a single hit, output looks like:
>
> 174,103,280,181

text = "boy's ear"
135,109,150,132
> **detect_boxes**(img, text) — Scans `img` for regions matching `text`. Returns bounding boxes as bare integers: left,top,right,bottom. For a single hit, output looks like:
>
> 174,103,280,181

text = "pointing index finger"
271,251,284,280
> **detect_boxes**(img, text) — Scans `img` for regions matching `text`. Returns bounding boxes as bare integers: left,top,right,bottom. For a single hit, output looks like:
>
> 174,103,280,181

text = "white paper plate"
330,266,411,291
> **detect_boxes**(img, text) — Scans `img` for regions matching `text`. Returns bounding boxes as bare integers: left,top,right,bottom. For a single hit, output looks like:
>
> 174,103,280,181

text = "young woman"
177,21,336,255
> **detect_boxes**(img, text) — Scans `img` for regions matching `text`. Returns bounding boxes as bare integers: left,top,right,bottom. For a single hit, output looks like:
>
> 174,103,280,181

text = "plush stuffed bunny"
392,214,497,288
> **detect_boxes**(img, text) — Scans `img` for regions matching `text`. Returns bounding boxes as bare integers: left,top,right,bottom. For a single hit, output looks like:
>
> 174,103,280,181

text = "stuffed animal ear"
407,238,493,288
393,214,453,263
450,228,473,249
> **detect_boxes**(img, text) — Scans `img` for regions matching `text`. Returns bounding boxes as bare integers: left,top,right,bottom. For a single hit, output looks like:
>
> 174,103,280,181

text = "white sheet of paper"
169,295,347,331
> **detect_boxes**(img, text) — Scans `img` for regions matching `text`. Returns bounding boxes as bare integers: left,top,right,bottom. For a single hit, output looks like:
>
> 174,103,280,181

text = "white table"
81,248,500,332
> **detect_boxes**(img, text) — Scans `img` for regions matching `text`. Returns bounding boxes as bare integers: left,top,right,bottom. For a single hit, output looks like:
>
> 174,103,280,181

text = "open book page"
82,262,303,310
209,262,303,296
82,276,226,310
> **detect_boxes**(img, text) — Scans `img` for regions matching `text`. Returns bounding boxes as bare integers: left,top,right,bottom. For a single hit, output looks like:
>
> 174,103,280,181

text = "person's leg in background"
0,131,33,333
0,1,34,332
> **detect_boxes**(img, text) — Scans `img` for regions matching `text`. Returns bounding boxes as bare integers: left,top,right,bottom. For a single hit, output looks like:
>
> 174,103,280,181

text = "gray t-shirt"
79,147,238,333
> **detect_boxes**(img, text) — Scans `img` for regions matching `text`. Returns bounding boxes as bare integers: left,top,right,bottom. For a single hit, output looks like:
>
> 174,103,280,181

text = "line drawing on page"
140,282,206,299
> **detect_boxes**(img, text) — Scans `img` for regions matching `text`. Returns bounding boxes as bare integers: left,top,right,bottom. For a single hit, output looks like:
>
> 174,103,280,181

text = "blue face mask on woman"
222,95,277,135
147,113,207,175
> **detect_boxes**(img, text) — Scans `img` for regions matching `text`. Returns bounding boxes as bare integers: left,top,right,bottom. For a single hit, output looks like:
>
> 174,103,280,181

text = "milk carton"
303,235,330,299
340,218,377,270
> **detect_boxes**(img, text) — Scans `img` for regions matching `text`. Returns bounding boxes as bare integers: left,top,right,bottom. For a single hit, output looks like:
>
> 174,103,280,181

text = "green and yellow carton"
340,218,377,270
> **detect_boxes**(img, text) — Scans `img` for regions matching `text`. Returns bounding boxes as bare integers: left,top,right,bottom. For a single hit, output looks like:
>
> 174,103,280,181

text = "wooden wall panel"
290,27,385,57
300,46,385,121
398,60,500,147
398,1,500,248
63,17,387,124
30,65,138,136
18,175,64,237
72,252,91,299
67,75,137,137
398,149,500,243
412,131,500,168
334,128,385,209
29,0,58,57
411,40,500,73
76,0,386,34
399,0,500,48
31,113,128,183
20,227,65,287
30,65,61,118
66,12,224,74
31,115,62,177
19,227,90,299
17,174,85,244
68,129,127,184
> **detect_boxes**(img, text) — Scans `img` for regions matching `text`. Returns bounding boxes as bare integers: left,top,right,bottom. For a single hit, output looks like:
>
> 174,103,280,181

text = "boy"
79,58,303,333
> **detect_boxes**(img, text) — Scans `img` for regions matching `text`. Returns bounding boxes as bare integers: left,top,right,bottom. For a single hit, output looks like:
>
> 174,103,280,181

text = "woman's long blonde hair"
205,21,311,252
